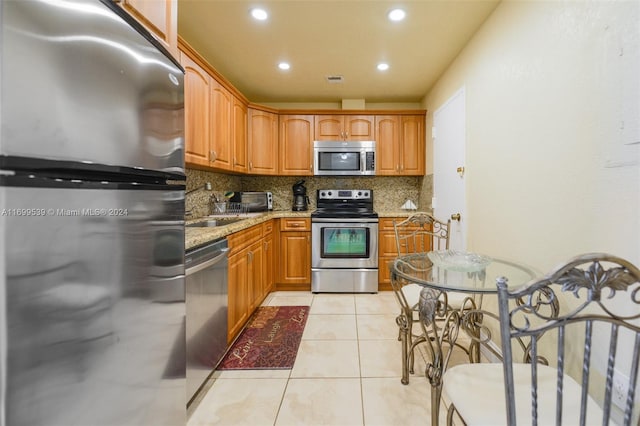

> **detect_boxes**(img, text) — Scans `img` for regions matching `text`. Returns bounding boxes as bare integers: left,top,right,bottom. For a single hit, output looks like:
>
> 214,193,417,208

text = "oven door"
311,218,378,268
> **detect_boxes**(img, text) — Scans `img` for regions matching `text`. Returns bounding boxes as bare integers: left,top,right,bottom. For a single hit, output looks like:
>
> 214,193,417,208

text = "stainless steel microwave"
313,140,376,176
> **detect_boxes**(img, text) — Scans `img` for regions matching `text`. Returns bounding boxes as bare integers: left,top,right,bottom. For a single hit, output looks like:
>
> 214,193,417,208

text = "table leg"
419,287,466,426
396,312,411,385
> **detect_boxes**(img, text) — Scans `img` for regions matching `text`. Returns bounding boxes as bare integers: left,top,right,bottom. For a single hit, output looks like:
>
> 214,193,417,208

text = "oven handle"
311,218,379,223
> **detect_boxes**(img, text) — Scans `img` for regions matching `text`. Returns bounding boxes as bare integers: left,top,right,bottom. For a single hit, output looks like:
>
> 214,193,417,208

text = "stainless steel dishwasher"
185,238,229,404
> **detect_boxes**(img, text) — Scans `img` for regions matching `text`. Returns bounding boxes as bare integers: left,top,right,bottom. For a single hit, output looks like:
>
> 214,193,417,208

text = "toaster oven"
228,192,273,212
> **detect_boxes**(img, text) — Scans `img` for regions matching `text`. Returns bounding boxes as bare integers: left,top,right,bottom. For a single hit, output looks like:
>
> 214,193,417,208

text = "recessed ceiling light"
377,63,390,71
278,62,290,70
250,8,268,21
388,8,406,22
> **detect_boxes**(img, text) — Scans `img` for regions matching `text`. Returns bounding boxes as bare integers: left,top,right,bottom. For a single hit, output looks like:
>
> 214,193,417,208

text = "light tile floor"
188,291,463,426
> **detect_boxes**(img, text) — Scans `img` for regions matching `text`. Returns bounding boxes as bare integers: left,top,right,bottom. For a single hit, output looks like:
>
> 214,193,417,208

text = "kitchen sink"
186,218,242,228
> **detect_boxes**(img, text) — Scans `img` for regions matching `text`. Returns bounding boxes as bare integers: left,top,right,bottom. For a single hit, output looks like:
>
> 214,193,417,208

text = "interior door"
433,87,466,251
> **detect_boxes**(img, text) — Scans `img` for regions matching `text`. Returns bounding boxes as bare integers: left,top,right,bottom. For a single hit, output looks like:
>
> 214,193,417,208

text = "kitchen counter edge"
185,210,433,251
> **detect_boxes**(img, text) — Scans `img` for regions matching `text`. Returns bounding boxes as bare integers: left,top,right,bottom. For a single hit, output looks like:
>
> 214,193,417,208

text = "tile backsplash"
186,168,432,217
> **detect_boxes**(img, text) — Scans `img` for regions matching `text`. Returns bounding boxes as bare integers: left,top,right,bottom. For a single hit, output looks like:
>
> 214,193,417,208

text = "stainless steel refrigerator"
0,1,186,425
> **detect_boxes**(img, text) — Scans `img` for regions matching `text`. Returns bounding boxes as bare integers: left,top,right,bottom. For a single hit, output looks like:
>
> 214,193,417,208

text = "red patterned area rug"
217,306,309,370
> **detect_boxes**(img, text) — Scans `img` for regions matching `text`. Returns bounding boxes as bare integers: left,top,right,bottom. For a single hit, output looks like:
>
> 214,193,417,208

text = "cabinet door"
345,115,374,140
400,115,425,175
375,116,400,176
248,240,265,311
120,0,177,56
279,115,313,176
180,52,210,168
278,231,311,286
248,109,278,175
314,115,343,140
263,230,275,294
210,79,233,171
232,98,248,173
228,249,249,343
315,115,374,140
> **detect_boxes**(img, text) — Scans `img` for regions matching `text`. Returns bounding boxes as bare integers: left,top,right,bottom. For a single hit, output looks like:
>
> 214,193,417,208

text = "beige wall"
421,0,639,412
422,0,639,271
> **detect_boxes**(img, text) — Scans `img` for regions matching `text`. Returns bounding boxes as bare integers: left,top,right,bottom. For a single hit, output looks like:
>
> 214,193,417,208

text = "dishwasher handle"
186,247,230,276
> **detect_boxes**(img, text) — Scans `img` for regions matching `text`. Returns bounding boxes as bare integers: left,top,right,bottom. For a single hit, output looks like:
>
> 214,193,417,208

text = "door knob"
456,166,465,177
451,213,461,221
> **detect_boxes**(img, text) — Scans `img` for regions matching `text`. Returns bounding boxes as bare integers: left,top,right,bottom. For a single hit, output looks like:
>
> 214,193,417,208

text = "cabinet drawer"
227,223,263,256
280,218,310,231
263,219,274,235
379,218,400,231
380,217,427,231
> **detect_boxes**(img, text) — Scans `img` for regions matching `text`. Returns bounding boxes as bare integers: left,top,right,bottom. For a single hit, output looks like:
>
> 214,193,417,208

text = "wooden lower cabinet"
227,245,250,342
378,217,433,290
276,218,311,291
227,223,269,343
378,218,400,291
263,221,275,294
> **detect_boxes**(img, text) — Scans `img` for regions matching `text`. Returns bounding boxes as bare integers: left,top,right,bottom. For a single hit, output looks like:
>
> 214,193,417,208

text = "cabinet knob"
210,150,217,162
249,161,253,170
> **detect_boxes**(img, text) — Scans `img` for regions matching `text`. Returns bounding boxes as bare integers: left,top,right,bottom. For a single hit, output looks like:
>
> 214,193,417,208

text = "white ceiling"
178,0,501,104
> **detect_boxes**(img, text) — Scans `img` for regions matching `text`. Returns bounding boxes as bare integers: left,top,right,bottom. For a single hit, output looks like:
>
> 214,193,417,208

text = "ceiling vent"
325,75,344,84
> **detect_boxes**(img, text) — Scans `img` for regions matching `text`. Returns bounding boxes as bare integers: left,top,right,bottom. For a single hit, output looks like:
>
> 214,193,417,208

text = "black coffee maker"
292,180,310,211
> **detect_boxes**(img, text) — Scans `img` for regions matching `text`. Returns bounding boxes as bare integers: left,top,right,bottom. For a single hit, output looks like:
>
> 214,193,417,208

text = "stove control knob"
328,191,332,196
320,191,325,197
364,191,369,197
357,191,362,196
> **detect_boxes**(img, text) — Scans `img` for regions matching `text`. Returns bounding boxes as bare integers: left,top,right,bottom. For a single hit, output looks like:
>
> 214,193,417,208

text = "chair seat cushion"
442,363,604,426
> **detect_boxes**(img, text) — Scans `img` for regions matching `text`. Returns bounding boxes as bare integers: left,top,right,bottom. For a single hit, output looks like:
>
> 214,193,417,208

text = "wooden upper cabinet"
314,115,374,140
210,79,233,171
232,99,248,173
375,116,400,176
248,109,278,175
279,115,314,176
314,116,343,140
375,115,424,176
180,52,210,168
118,0,178,58
400,115,425,175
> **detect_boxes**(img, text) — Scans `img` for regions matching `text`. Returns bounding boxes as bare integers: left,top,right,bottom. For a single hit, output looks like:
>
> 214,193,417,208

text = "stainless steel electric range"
311,189,378,293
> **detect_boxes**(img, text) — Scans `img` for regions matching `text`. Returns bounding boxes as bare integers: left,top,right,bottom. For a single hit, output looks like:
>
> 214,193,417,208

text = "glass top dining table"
392,251,539,294
390,250,540,426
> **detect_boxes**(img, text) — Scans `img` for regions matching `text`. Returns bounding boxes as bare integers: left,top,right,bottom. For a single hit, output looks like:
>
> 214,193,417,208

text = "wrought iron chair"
392,212,475,384
442,253,640,426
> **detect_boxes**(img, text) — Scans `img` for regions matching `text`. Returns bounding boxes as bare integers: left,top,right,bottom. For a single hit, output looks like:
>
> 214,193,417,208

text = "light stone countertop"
185,211,310,251
185,209,433,251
